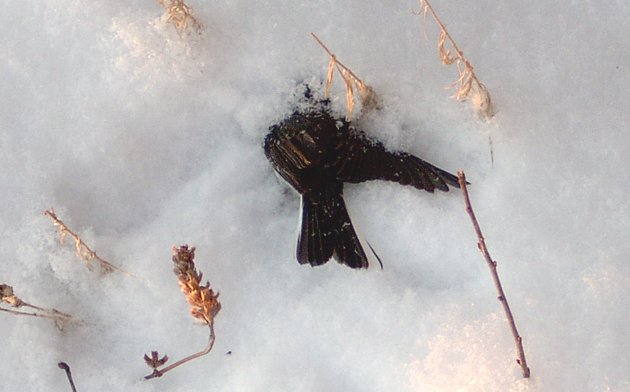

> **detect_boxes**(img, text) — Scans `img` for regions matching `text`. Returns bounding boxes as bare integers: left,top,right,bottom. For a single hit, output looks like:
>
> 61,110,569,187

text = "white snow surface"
1,1,629,391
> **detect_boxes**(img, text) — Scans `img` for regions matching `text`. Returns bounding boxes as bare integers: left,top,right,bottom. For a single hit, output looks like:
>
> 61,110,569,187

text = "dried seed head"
0,284,23,307
144,351,169,369
172,245,221,325
158,0,202,34
417,0,495,119
312,33,379,119
358,83,379,112
472,84,495,119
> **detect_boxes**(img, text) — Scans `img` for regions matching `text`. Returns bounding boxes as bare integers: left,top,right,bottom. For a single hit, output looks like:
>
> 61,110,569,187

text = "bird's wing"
334,134,460,192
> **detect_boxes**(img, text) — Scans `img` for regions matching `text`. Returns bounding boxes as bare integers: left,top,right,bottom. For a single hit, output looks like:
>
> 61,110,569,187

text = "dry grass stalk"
43,209,130,276
457,171,531,378
144,244,221,380
311,32,379,119
157,0,202,34
416,0,494,119
1,283,72,330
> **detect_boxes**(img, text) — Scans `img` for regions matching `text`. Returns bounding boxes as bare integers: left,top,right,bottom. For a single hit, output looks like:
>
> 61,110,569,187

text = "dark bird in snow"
264,98,461,269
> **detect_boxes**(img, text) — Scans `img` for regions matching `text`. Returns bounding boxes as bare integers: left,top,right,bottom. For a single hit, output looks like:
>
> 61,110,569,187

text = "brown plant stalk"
0,283,72,329
416,0,494,118
311,32,379,119
44,209,130,276
457,171,530,378
144,244,221,380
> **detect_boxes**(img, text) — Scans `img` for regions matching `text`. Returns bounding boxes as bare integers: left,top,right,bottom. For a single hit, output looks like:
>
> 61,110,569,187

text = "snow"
1,0,629,391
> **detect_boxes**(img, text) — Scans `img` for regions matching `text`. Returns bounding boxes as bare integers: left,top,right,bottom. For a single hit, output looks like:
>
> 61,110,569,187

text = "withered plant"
311,33,379,119
157,0,202,34
44,209,130,276
144,244,221,380
416,0,494,119
0,283,72,330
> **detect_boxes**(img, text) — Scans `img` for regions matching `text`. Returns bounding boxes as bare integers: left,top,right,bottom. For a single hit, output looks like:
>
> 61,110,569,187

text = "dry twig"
44,209,130,276
58,362,78,392
144,244,221,380
457,171,530,378
311,33,379,119
157,0,202,34
0,283,72,329
416,0,494,118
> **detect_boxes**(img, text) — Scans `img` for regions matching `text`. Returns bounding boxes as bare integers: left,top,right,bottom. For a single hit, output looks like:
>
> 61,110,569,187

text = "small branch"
457,171,531,378
58,362,78,392
44,209,132,276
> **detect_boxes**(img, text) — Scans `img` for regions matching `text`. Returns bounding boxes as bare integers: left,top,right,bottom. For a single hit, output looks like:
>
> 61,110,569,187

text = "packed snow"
1,1,629,391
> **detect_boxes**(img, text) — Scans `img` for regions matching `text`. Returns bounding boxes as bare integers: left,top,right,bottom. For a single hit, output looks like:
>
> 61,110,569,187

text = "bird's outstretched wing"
334,133,460,192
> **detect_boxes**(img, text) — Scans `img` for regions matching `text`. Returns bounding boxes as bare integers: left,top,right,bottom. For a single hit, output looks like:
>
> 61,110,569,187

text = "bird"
264,96,461,269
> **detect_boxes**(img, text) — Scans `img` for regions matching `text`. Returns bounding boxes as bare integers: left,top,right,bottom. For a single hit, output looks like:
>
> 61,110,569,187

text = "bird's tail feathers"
297,187,377,269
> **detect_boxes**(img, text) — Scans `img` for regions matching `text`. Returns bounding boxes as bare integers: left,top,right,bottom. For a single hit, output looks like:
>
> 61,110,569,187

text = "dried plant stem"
0,306,62,320
311,33,363,91
145,324,216,380
310,32,378,119
1,284,72,329
416,0,494,118
457,171,530,378
44,209,131,276
421,1,477,82
58,362,78,392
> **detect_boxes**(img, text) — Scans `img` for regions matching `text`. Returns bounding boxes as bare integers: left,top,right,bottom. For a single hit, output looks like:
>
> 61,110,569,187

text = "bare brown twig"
144,245,221,380
1,284,72,329
311,32,379,119
457,171,530,378
44,209,131,276
416,0,494,118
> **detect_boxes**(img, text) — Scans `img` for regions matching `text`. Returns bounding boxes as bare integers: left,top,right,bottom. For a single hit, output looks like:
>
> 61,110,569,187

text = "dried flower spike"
144,244,221,380
1,284,23,307
416,0,494,119
311,33,379,119
172,245,221,325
